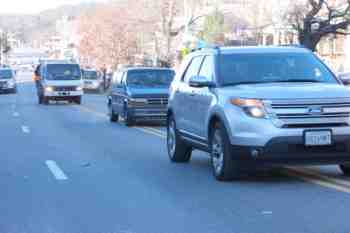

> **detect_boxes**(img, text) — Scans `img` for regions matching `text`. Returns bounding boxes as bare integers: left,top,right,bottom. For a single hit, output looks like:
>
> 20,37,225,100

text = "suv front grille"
265,99,350,128
54,86,76,92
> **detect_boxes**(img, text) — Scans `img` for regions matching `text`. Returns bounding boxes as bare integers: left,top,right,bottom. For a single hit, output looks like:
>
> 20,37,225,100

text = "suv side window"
182,56,204,83
199,56,214,82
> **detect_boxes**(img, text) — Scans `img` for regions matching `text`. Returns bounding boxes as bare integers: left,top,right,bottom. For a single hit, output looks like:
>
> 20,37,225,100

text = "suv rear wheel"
340,164,350,176
210,122,240,181
167,115,192,162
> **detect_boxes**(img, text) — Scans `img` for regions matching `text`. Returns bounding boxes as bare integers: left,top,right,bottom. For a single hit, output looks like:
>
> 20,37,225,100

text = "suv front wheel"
339,164,350,176
167,115,192,162
210,122,240,181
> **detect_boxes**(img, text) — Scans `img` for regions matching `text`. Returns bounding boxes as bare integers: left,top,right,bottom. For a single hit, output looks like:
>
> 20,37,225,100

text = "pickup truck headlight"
230,98,267,118
45,86,54,92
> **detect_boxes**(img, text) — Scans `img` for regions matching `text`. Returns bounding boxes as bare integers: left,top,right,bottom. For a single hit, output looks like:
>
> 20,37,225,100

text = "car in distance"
34,60,83,105
82,69,102,93
0,68,17,94
167,46,350,181
108,67,175,126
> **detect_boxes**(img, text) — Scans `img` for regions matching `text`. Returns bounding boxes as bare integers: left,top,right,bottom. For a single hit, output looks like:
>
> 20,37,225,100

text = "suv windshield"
220,53,337,86
83,70,98,80
46,64,81,80
0,69,13,79
126,70,175,88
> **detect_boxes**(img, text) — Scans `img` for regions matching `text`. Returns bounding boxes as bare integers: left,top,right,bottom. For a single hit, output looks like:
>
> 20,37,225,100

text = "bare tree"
287,0,350,51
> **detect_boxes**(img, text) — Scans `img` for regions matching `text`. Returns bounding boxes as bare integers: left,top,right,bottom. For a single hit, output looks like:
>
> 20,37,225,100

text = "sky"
0,0,107,14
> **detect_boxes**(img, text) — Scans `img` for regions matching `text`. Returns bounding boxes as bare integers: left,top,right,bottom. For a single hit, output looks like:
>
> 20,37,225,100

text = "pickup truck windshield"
220,53,338,86
46,64,81,80
0,69,13,79
127,70,175,88
83,70,98,80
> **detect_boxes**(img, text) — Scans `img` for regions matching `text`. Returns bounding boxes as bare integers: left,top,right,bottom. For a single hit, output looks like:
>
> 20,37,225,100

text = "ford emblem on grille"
308,106,323,115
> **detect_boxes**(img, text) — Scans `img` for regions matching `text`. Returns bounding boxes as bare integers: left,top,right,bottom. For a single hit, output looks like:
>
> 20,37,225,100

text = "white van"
35,60,84,104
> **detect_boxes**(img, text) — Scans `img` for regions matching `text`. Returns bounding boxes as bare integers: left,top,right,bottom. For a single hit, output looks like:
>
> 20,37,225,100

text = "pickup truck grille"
54,86,77,92
265,99,350,128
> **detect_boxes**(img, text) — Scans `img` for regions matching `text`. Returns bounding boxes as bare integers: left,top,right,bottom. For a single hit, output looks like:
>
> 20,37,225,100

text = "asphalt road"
1,72,350,233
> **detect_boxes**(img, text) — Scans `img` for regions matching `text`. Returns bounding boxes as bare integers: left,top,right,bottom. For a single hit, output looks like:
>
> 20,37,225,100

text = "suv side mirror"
339,76,350,86
189,75,215,88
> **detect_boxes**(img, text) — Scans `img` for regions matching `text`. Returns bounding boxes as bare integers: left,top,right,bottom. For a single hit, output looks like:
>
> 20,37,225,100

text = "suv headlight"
45,86,54,92
230,98,267,118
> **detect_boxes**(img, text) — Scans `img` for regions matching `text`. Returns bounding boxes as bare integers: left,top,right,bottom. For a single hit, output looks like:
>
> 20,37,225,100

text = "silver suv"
167,46,350,181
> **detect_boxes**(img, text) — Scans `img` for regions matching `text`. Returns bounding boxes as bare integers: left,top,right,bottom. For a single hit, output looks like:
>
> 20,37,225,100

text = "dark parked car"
0,68,17,94
108,67,175,126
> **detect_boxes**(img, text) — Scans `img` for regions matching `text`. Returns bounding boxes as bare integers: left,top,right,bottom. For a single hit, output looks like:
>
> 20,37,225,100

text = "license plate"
304,130,332,146
59,92,70,96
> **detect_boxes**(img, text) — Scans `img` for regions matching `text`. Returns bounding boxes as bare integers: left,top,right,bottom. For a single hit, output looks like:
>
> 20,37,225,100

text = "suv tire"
340,164,350,176
167,115,192,163
210,122,240,181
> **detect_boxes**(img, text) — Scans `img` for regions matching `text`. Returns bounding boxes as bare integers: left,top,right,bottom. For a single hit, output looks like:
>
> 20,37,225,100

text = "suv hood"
43,80,83,86
219,83,350,99
127,87,169,98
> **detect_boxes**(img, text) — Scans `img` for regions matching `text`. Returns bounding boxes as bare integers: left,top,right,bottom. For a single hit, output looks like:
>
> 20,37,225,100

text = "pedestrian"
102,65,107,92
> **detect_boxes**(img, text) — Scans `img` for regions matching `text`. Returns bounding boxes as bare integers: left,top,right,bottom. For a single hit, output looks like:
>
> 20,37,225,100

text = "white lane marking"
13,112,19,117
261,211,273,215
21,126,30,133
45,160,68,180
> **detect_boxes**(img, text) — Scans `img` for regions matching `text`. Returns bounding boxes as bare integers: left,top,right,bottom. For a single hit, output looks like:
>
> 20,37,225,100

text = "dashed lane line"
21,126,30,134
45,160,68,180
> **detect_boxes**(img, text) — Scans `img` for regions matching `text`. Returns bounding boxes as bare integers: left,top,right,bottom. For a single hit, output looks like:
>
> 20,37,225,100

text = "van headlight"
76,86,83,91
45,86,54,92
6,80,15,88
230,98,267,118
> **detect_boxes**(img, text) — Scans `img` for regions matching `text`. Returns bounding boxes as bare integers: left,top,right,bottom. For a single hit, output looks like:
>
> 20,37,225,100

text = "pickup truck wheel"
340,164,350,176
210,122,240,181
167,115,192,163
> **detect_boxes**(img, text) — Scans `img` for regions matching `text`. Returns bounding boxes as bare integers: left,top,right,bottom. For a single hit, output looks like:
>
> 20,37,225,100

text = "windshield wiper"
269,79,321,83
225,81,266,86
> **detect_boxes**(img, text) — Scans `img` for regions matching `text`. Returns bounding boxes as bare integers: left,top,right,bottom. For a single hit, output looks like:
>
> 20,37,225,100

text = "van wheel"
167,115,192,162
43,97,49,105
124,106,134,126
340,164,350,176
75,96,82,105
210,122,240,181
38,95,43,104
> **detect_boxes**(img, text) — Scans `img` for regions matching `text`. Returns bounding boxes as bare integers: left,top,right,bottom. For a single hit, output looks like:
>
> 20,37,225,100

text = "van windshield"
46,64,81,80
0,69,13,79
83,70,98,80
220,53,338,86
126,70,175,88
